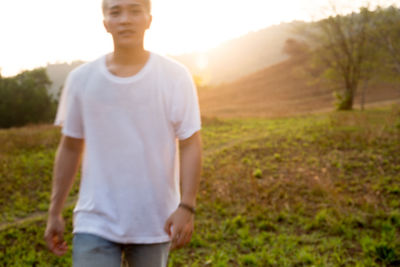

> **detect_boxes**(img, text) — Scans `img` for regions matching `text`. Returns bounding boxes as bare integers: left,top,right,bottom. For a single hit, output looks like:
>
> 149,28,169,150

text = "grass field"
1,106,399,266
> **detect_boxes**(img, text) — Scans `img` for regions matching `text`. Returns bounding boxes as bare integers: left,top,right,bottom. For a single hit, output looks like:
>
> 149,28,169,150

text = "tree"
282,38,310,59
371,6,400,80
0,68,56,128
301,7,377,110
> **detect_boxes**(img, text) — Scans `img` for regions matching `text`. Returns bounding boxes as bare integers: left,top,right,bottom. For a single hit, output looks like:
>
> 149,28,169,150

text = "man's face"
103,0,152,48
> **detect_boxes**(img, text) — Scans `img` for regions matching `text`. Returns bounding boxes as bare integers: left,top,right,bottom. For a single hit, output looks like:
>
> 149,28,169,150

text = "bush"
0,68,57,128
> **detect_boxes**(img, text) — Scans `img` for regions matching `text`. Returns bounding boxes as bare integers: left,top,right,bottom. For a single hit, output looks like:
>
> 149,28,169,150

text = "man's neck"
111,45,149,66
106,44,150,77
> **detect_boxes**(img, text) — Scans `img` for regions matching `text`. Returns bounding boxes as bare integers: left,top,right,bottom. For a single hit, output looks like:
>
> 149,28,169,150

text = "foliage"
299,5,400,111
0,125,80,222
282,38,310,60
1,105,399,266
0,208,74,266
0,68,57,128
301,7,377,111
371,6,400,80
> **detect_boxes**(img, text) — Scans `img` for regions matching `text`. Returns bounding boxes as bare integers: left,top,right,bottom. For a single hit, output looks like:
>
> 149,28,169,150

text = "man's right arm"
45,135,84,256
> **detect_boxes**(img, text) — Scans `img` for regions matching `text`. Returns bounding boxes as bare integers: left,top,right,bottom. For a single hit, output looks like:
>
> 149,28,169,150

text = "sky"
0,0,398,76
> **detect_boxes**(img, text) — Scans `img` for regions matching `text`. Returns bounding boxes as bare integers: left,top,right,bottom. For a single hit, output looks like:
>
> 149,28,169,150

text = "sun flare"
0,0,398,76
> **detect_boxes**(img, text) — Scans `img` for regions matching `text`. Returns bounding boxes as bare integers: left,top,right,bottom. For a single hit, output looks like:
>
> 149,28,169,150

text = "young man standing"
44,0,202,266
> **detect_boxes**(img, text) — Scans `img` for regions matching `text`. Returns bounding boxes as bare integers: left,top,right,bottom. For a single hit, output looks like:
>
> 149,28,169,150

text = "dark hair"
102,0,152,15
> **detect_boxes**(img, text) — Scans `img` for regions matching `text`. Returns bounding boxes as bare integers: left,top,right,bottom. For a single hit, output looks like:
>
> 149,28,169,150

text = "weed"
252,168,262,179
1,107,400,266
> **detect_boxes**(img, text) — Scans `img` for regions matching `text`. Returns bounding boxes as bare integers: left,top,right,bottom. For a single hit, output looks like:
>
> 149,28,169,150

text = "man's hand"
44,135,83,256
44,215,68,256
164,207,194,250
165,131,201,250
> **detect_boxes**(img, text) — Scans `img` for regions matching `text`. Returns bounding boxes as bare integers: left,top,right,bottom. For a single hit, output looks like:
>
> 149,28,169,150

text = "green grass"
0,125,80,222
0,207,74,266
1,106,400,266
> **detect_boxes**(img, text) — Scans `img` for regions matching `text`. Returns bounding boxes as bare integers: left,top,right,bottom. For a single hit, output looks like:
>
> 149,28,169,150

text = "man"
44,0,202,266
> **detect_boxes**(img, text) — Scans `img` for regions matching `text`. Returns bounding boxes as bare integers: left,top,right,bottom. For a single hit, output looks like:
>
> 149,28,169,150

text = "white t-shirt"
55,52,201,244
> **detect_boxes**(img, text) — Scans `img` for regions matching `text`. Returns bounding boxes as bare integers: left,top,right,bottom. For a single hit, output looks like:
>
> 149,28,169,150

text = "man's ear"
146,15,153,30
103,19,110,33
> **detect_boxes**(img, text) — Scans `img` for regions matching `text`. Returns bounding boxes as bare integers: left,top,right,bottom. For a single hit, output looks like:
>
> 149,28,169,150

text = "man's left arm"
164,131,202,250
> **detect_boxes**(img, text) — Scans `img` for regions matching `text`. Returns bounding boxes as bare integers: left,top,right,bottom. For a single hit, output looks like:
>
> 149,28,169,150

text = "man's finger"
45,231,56,250
53,247,68,256
52,239,68,256
171,228,183,250
171,229,181,243
44,232,51,246
44,229,68,256
182,230,192,246
175,229,190,250
57,229,64,242
179,229,192,247
164,218,172,236
178,235,187,248
55,231,65,249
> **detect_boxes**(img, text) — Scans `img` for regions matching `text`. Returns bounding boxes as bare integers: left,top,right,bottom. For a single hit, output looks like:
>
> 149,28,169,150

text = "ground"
0,105,399,266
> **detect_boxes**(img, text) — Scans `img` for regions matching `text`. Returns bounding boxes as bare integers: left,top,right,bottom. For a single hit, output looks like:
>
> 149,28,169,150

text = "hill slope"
174,22,300,85
198,57,400,118
46,22,298,98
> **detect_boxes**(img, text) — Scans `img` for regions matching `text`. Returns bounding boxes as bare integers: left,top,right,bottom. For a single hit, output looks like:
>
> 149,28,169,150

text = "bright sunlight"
0,0,397,76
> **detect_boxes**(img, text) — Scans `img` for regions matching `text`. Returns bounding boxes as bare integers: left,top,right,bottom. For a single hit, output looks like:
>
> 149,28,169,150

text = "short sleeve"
170,69,202,140
54,72,85,139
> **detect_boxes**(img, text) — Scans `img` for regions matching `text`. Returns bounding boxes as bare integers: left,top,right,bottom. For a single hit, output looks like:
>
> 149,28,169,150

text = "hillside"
174,22,301,85
198,57,400,118
45,22,299,97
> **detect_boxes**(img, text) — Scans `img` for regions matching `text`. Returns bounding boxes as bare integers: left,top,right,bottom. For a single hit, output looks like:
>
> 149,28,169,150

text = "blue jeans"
73,233,170,267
